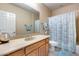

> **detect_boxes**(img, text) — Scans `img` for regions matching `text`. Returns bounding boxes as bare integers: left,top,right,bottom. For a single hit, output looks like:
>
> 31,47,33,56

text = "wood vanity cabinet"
8,39,49,56
25,39,49,56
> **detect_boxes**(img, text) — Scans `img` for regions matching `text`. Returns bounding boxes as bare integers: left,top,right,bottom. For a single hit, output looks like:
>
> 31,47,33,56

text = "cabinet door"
27,49,38,56
46,43,49,56
39,44,46,56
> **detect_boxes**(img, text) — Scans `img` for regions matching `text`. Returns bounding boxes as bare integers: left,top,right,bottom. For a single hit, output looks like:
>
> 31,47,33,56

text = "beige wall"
28,3,51,22
37,4,51,22
52,4,79,44
52,4,79,16
0,3,38,36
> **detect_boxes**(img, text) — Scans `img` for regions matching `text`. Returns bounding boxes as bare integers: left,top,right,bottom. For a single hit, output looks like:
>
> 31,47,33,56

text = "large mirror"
13,3,40,38
0,3,40,39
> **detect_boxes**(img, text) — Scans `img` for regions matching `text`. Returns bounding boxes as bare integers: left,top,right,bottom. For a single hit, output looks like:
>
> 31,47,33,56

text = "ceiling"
44,3,72,10
12,3,73,12
11,3,39,15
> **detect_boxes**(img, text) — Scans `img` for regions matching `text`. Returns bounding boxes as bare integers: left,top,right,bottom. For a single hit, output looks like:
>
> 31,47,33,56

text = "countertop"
0,35,49,56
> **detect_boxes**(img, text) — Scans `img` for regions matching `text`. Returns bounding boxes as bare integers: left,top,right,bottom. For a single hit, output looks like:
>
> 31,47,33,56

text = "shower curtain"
48,12,76,53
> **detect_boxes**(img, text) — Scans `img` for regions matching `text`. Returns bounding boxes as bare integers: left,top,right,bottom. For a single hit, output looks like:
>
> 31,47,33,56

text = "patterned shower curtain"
48,12,76,53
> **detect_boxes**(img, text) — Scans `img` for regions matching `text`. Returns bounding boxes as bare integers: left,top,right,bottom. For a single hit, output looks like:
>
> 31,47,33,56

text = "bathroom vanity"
0,35,49,56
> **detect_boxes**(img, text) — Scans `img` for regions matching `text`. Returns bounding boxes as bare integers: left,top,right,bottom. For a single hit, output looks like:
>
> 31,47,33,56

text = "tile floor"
49,45,79,56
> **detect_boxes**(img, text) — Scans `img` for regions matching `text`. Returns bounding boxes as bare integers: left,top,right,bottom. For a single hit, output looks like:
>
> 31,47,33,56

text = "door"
45,39,49,56
39,44,46,56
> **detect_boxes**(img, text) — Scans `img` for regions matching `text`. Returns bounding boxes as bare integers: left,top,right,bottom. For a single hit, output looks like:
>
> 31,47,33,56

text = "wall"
26,3,51,22
52,4,79,16
0,3,38,37
37,4,51,22
52,4,79,44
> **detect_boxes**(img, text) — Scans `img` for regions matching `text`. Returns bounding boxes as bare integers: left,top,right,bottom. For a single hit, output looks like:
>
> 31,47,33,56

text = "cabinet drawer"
25,39,45,55
8,49,25,56
46,39,49,43
37,39,45,47
27,49,38,56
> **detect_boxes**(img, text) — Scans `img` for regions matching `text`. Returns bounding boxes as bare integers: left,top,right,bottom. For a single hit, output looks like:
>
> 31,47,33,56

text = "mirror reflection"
0,3,40,39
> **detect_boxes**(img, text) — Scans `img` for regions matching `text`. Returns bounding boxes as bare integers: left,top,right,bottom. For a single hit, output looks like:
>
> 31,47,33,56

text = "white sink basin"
32,35,45,38
24,35,45,41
